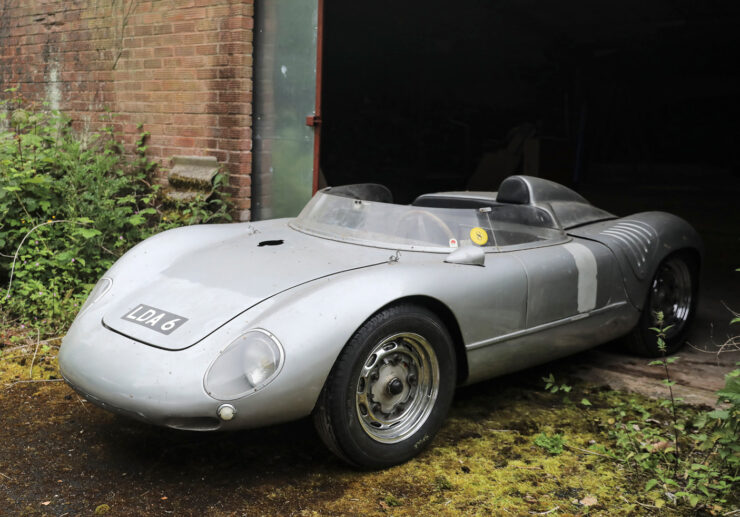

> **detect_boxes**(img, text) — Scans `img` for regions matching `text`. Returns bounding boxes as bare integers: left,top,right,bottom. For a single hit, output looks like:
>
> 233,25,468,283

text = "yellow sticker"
469,227,488,246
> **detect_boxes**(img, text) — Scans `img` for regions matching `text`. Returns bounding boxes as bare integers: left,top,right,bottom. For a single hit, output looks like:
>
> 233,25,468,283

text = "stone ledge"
167,156,219,191
165,155,219,203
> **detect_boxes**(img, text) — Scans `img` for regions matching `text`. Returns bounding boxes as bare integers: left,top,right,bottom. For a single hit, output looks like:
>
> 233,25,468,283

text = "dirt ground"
0,180,738,516
3,359,726,517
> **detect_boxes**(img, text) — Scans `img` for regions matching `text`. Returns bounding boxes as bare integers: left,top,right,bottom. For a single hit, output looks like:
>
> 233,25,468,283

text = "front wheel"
313,304,456,468
626,252,699,357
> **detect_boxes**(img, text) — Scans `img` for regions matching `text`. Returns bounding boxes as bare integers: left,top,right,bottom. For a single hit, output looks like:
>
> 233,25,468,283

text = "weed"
534,432,564,455
0,92,231,333
602,312,740,510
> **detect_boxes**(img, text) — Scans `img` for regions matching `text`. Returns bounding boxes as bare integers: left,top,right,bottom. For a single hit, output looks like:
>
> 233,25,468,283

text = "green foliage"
600,312,740,511
542,373,593,406
0,93,231,332
534,432,564,455
542,373,572,394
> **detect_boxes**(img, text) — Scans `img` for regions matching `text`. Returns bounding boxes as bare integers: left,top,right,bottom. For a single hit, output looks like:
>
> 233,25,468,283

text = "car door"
516,239,618,328
459,237,630,385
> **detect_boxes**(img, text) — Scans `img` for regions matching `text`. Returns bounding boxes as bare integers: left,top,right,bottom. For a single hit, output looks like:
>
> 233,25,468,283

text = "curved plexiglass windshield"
291,189,567,252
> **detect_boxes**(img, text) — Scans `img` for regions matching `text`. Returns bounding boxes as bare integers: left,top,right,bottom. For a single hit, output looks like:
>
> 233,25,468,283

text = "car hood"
102,221,391,350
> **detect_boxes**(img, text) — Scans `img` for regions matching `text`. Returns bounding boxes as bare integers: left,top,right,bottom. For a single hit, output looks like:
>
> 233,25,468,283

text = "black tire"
313,304,456,469
626,251,699,357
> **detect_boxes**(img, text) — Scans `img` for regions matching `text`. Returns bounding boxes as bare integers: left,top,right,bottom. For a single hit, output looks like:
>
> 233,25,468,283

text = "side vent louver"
599,220,657,278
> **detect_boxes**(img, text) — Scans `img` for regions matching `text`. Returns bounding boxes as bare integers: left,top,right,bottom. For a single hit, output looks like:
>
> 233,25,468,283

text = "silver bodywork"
59,176,702,432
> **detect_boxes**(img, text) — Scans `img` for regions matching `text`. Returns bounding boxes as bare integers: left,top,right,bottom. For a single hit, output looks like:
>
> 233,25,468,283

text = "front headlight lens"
204,329,284,401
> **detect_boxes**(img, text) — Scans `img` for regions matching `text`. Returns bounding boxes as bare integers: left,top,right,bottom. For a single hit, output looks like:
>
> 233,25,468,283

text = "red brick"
165,7,207,22
1,0,255,218
175,46,195,57
172,21,196,33
231,174,252,187
195,44,217,56
222,17,252,31
154,47,173,58
151,24,174,36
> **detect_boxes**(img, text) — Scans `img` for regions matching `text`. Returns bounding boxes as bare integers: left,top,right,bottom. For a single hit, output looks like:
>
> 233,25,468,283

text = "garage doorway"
319,0,740,204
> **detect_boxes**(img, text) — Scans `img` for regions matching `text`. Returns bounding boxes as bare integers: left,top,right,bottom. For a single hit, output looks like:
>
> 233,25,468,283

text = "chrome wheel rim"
648,258,693,340
355,332,439,443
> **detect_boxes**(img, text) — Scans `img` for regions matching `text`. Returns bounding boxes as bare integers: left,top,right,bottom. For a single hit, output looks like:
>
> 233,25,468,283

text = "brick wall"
0,0,254,220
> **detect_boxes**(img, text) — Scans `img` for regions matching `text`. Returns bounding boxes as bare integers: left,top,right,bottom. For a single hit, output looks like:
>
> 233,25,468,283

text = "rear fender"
568,212,703,309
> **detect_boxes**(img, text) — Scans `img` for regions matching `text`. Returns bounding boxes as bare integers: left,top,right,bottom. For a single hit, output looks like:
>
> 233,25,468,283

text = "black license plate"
121,304,188,335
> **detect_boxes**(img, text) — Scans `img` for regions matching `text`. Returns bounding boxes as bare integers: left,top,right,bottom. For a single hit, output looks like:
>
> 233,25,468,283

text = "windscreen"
291,190,566,252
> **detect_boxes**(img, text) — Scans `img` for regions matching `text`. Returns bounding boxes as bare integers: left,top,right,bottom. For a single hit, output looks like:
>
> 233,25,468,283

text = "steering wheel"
397,210,456,245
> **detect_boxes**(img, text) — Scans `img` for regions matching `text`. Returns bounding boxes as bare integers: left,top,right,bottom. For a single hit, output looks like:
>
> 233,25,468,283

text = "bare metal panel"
253,0,318,220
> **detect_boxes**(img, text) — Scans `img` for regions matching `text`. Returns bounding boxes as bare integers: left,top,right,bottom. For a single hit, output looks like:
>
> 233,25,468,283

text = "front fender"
243,251,526,418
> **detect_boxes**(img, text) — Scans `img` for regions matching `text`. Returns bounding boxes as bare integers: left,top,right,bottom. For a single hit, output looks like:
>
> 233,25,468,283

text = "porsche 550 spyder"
59,175,702,468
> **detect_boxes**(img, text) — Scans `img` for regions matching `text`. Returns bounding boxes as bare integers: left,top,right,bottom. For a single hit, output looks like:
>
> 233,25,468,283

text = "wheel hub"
649,257,693,340
355,333,440,443
387,378,403,395
370,362,410,414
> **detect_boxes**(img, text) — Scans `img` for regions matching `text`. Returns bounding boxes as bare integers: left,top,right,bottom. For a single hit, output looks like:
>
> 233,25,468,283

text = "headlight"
78,277,113,315
204,329,284,401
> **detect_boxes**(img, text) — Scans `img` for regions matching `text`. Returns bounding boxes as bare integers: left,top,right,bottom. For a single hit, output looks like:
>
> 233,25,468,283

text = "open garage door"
252,0,323,220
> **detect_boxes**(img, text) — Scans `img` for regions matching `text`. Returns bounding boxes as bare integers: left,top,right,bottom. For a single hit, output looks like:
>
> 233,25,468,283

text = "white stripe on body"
563,242,598,313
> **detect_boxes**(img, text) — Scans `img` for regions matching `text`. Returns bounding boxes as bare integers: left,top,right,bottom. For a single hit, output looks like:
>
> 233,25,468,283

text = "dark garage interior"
320,0,740,204
319,0,740,348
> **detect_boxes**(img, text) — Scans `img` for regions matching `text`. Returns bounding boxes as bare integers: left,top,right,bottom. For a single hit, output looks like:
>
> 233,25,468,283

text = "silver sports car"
59,175,702,468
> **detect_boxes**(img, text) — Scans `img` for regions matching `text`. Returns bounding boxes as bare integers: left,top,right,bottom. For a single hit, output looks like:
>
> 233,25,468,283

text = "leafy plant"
534,431,564,455
542,373,572,395
647,312,682,458
542,373,592,406
600,311,740,510
0,92,231,333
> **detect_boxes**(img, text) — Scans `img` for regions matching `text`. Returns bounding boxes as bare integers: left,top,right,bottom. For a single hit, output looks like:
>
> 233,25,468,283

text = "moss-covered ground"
0,330,733,516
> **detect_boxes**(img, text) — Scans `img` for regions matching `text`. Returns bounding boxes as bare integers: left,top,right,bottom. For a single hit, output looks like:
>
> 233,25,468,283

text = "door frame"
311,0,324,193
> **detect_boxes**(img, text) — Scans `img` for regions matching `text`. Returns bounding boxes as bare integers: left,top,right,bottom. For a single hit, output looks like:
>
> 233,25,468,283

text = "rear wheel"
313,304,456,468
626,252,698,357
